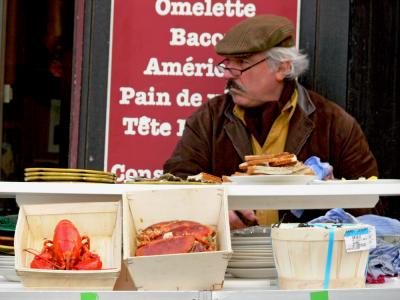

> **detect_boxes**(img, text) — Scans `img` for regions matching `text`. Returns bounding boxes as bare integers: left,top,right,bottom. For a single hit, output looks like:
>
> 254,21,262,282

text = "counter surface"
2,180,400,209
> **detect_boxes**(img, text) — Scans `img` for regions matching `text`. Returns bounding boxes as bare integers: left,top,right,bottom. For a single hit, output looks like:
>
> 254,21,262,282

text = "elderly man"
163,14,378,226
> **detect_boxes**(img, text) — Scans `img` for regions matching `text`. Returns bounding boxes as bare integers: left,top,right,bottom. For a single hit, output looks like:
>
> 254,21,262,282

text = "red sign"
106,0,299,181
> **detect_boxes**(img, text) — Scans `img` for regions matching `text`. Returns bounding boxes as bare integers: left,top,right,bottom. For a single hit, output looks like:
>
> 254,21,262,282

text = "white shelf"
1,181,400,209
1,275,400,300
1,180,400,298
6,275,397,296
213,287,400,300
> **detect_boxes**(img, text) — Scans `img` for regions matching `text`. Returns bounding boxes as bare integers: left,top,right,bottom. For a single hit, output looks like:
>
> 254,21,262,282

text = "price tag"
344,227,376,252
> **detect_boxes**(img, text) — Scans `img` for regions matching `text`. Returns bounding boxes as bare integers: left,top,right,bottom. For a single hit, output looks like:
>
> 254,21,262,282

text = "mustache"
226,80,246,93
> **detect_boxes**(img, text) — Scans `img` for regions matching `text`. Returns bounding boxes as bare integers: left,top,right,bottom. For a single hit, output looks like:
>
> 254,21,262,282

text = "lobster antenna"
24,248,63,269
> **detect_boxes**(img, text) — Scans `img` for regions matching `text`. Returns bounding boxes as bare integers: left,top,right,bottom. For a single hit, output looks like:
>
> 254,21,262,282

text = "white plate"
231,237,272,242
232,240,272,246
232,247,273,252
232,255,273,260
230,255,275,260
228,175,316,185
231,236,271,241
227,267,278,279
233,250,273,255
0,268,20,282
311,179,400,185
0,258,14,262
228,260,275,268
230,258,274,262
232,244,272,250
0,263,14,267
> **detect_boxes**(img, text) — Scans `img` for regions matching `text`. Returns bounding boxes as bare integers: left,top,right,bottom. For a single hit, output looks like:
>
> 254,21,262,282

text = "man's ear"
275,61,291,81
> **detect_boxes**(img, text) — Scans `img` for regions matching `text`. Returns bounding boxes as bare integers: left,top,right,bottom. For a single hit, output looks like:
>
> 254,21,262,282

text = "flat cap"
215,14,294,57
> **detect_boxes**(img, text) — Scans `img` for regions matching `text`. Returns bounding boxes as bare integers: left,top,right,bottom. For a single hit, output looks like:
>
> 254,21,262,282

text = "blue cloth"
309,209,400,279
304,156,333,180
309,208,358,224
357,215,400,237
308,209,400,237
290,209,304,218
368,239,400,278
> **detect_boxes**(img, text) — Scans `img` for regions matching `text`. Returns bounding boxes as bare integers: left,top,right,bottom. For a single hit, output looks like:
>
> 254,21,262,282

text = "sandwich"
237,152,315,176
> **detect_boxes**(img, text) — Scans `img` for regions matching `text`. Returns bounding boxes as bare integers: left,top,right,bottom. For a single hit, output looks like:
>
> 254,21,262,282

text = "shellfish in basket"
135,220,216,256
25,219,102,270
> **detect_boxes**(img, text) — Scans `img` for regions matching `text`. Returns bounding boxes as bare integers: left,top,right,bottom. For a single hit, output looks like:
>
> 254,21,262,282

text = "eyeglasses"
216,57,268,77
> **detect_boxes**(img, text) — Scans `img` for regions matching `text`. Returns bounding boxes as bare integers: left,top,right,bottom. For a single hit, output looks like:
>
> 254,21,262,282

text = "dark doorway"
0,0,74,181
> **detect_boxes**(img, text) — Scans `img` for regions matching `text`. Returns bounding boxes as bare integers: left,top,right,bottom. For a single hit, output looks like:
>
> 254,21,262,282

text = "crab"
135,220,216,256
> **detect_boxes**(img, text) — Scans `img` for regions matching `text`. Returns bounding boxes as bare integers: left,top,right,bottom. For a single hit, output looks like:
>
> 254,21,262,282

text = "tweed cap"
215,14,294,57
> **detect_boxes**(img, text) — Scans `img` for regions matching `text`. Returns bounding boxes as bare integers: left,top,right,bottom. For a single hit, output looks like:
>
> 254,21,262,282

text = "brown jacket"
164,83,378,179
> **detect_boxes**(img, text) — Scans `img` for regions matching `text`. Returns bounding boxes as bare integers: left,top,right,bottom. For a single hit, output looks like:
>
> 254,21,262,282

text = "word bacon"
170,28,224,47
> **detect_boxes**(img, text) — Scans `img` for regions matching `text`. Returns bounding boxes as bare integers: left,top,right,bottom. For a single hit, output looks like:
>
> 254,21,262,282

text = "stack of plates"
227,236,278,279
0,236,14,256
24,168,116,183
0,255,19,282
0,215,16,256
0,216,17,281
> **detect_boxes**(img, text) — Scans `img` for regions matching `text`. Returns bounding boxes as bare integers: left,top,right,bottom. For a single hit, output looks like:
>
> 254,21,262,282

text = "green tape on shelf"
310,290,329,300
81,292,99,300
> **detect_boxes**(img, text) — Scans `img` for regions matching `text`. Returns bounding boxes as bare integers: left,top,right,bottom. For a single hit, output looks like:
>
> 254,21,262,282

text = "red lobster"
25,219,102,270
135,220,216,256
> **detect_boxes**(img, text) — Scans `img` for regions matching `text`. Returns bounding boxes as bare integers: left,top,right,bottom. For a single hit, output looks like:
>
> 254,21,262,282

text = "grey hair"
265,47,309,79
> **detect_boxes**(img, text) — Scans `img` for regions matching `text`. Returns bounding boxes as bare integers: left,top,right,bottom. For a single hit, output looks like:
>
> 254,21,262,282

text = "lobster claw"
28,240,58,269
30,250,55,269
73,252,102,270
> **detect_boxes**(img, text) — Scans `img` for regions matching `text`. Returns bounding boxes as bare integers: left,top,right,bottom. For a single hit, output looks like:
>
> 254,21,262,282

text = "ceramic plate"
0,236,14,247
231,237,272,241
25,176,115,183
233,250,273,255
231,240,272,246
0,268,20,282
125,181,216,185
228,260,275,268
227,267,278,279
311,179,400,185
232,247,273,252
229,255,274,260
228,175,316,185
0,245,13,250
24,172,115,180
0,259,14,263
24,167,114,176
0,255,14,259
0,245,14,255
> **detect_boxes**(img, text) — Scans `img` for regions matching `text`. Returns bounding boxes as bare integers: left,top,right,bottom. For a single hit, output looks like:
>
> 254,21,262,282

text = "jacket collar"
284,82,315,155
295,82,315,116
224,99,253,159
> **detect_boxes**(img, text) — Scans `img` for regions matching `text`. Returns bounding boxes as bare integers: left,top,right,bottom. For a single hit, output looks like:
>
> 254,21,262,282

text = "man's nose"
222,69,235,80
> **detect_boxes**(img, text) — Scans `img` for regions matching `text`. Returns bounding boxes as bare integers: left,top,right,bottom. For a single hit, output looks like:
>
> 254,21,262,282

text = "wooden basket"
123,187,232,290
271,223,373,289
14,201,122,290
